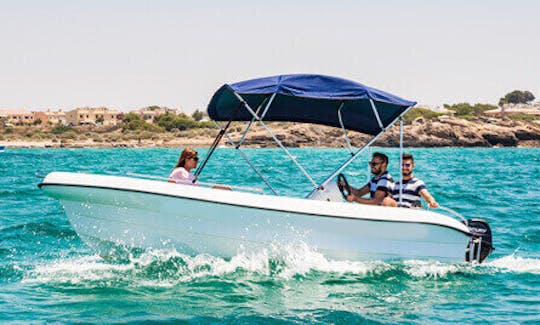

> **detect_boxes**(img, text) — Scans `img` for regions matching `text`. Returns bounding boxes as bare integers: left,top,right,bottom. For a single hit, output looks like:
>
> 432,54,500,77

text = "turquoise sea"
1,148,539,324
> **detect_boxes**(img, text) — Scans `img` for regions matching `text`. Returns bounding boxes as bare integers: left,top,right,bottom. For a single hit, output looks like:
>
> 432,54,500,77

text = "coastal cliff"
2,116,540,148
232,116,540,148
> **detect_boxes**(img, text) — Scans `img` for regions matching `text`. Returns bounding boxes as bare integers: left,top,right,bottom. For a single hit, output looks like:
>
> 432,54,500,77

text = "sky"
1,0,539,113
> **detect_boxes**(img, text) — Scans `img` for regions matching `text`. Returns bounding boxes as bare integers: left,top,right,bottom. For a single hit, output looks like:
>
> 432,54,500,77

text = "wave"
484,254,540,274
22,245,540,287
0,221,76,240
23,244,390,287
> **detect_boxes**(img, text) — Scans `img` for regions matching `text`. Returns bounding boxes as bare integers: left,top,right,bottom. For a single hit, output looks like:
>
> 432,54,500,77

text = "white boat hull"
40,172,473,262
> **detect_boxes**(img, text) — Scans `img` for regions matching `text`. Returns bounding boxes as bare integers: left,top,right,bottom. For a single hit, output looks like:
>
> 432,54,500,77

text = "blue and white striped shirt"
392,177,426,208
368,171,395,197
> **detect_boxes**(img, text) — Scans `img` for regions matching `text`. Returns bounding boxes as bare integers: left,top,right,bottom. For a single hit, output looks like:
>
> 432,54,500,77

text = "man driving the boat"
345,152,395,206
389,153,439,209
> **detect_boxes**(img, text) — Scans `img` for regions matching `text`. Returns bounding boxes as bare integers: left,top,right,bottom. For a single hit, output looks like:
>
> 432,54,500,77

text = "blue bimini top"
207,74,416,135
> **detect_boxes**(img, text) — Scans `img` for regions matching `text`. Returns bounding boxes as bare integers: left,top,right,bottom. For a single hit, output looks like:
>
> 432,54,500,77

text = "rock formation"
233,116,540,148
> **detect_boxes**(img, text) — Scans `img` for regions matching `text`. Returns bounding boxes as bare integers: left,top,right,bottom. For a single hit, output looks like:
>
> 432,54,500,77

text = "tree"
499,90,535,106
122,112,148,131
96,116,104,124
192,109,204,121
33,118,42,125
154,112,197,131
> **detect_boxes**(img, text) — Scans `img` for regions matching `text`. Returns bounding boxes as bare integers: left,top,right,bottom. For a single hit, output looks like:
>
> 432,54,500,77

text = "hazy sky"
1,0,538,112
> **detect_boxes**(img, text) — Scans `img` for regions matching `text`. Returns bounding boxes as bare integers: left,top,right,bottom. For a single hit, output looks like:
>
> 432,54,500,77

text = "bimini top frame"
197,74,416,197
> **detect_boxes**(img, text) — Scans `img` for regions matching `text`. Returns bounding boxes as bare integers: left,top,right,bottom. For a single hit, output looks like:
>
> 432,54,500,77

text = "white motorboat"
39,74,493,263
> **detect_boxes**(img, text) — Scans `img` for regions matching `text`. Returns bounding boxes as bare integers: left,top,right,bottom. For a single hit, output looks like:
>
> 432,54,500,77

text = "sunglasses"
188,156,199,161
369,161,382,167
402,163,412,167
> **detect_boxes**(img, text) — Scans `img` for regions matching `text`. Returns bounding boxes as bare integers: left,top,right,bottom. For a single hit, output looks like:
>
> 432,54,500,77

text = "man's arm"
349,189,387,205
346,184,369,202
351,184,370,197
419,189,438,208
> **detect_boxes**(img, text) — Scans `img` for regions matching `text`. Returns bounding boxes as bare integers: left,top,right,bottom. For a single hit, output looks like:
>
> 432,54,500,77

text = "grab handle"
436,206,468,227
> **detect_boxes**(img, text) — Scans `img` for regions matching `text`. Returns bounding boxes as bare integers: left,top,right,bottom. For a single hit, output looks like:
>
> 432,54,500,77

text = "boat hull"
40,172,473,262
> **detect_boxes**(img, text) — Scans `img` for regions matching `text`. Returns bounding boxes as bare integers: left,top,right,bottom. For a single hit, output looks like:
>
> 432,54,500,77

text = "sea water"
0,148,539,323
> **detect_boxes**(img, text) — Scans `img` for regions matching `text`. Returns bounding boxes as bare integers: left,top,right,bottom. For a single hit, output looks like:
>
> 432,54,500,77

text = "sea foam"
23,244,540,287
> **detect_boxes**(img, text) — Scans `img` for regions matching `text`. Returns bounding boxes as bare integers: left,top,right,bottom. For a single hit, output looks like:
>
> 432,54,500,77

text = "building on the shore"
33,109,67,125
0,109,35,125
66,107,122,126
485,102,540,116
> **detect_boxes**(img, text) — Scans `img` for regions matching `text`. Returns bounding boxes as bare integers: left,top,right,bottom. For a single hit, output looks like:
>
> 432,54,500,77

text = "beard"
402,170,412,177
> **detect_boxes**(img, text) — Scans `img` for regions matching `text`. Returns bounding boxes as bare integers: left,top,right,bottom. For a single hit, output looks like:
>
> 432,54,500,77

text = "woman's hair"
174,148,198,168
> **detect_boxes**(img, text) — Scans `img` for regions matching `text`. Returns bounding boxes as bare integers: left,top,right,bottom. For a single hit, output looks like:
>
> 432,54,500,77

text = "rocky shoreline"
2,116,540,148
222,116,540,148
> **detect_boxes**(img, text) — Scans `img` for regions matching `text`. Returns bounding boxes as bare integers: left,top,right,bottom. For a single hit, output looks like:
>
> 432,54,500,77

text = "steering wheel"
337,173,352,200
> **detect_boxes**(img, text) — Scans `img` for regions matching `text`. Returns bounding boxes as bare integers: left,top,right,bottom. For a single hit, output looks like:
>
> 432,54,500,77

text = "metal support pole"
307,131,384,198
259,120,319,189
238,93,276,147
337,102,354,155
213,121,279,195
195,101,243,180
399,117,403,205
307,104,415,198
265,122,318,187
233,92,320,189
260,92,277,120
369,99,384,130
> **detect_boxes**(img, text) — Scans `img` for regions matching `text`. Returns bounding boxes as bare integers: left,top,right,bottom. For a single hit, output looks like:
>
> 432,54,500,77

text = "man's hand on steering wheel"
337,173,353,201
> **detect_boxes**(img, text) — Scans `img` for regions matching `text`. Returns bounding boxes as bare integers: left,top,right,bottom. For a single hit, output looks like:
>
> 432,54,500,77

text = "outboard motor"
465,219,494,263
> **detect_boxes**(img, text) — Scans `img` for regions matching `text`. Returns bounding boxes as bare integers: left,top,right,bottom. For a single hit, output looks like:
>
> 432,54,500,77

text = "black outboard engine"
465,219,494,263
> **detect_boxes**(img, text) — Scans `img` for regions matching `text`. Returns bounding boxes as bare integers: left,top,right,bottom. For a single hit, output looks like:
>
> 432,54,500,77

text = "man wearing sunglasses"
345,152,395,206
391,153,438,209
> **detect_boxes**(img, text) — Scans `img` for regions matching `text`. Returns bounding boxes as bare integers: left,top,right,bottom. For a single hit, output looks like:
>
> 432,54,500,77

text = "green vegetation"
122,113,162,132
121,111,214,132
192,109,204,121
506,113,538,121
33,118,42,125
404,107,443,121
499,90,535,106
153,112,213,131
51,125,76,134
443,103,497,117
153,112,196,131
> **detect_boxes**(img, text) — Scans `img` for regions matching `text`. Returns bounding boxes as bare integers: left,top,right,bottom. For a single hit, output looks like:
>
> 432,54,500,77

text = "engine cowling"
465,219,494,263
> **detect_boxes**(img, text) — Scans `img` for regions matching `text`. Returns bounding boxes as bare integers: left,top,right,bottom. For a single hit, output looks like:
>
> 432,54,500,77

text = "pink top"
169,167,196,184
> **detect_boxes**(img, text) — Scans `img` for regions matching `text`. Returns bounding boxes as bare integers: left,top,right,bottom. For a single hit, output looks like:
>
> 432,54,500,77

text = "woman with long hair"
169,148,198,184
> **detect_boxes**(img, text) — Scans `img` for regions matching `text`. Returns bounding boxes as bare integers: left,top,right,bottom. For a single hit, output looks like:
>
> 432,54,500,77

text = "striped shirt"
367,171,395,197
392,177,426,208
